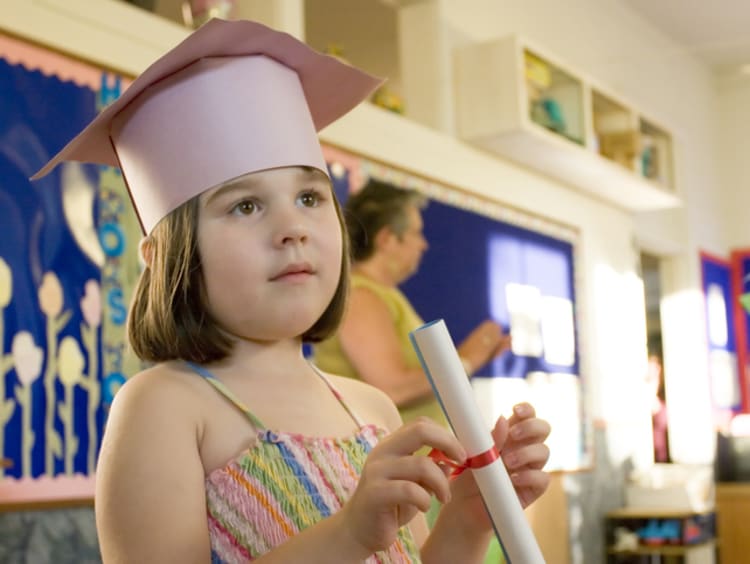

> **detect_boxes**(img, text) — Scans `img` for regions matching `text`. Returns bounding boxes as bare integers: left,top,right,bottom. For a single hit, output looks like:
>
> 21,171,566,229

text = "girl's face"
197,166,343,342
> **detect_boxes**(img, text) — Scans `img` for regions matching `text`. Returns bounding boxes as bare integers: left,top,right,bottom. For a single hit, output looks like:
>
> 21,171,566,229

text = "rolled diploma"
410,319,545,564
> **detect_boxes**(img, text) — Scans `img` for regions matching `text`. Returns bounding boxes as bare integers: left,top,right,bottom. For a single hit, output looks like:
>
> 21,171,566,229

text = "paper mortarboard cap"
32,18,383,234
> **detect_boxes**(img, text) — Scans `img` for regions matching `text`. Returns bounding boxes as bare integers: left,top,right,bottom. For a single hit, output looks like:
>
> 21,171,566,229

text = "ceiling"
134,0,750,74
623,0,750,72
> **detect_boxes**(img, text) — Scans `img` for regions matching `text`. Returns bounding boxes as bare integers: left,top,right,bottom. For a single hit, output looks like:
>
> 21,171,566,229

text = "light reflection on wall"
661,287,716,464
61,162,104,268
475,232,583,471
592,263,653,470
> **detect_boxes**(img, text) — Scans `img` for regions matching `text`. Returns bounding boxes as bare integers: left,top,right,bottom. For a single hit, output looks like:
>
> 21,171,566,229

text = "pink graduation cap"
32,18,383,234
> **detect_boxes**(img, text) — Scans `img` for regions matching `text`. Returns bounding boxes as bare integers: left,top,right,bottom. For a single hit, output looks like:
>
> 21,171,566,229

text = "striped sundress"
186,363,422,563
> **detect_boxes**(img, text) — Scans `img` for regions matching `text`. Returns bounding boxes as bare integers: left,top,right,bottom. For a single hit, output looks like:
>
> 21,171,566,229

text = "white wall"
1,0,188,76
432,0,731,465
322,103,655,468
717,72,750,249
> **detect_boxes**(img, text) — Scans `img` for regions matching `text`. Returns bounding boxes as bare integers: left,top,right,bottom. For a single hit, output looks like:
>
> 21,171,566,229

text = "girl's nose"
278,224,308,246
273,207,309,247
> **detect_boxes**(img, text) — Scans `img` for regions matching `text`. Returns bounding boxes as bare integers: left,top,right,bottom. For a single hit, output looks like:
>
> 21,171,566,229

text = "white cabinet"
454,34,680,212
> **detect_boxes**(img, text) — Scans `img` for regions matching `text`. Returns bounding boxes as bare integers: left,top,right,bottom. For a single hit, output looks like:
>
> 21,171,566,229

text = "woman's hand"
338,417,466,555
458,320,512,375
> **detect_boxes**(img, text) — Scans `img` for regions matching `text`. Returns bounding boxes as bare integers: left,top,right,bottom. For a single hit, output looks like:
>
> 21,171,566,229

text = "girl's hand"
339,417,466,555
446,402,551,530
498,402,551,508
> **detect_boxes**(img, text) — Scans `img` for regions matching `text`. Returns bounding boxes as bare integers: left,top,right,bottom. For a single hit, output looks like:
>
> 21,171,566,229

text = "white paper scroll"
410,319,545,564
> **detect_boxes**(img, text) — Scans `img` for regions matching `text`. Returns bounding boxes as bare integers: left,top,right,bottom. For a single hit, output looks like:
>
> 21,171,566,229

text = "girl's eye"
231,200,257,215
299,190,323,208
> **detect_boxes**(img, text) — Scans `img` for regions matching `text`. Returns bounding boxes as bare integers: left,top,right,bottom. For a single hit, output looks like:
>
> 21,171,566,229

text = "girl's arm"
255,395,548,563
98,369,470,563
420,403,551,564
332,374,435,549
95,371,211,563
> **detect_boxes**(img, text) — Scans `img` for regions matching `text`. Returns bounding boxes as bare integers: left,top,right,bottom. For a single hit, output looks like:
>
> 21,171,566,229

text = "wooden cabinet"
453,34,680,212
715,483,750,563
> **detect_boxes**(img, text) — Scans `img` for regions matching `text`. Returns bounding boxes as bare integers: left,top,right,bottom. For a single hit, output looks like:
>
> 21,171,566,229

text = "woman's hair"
127,179,350,364
344,178,427,262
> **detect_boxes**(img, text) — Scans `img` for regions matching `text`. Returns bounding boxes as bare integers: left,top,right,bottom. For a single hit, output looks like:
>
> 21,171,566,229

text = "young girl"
34,18,551,563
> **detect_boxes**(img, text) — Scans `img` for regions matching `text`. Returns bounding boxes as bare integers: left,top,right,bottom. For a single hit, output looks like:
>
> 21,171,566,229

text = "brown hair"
127,182,350,364
345,178,427,262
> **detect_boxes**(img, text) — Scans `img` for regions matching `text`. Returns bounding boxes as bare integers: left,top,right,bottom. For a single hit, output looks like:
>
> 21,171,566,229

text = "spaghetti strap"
308,362,367,429
186,361,366,431
185,362,266,429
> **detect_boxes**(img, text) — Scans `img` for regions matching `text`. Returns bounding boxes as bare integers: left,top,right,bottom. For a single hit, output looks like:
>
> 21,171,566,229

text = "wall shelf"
453,34,681,212
604,507,716,563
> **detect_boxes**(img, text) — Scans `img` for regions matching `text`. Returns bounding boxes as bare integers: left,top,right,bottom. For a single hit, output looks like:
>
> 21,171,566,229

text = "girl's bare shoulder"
108,362,207,426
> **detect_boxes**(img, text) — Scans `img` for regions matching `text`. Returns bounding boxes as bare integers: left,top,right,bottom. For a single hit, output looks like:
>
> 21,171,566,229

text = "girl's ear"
138,236,154,268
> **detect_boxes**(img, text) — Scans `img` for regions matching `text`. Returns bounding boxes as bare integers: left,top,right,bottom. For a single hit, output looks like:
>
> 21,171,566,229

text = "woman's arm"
456,319,512,374
339,289,511,406
338,287,434,406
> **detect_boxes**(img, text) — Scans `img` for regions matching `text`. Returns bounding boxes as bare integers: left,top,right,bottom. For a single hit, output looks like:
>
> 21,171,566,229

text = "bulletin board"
0,34,139,506
324,146,589,471
700,252,742,413
731,249,750,412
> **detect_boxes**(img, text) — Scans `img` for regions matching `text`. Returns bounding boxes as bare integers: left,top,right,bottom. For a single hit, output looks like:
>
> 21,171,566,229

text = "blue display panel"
0,57,101,478
700,252,741,411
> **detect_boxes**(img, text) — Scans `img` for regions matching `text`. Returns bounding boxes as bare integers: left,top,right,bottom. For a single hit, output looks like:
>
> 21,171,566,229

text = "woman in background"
314,178,512,426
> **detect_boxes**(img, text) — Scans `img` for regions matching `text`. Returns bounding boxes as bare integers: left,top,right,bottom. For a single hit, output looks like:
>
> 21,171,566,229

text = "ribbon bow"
428,446,500,479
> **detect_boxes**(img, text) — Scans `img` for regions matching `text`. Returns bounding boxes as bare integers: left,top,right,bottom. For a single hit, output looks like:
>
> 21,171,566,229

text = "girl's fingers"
502,443,550,472
493,404,551,477
510,469,550,490
510,471,551,508
491,413,549,454
376,417,466,463
491,415,510,449
506,417,552,446
507,402,536,426
370,450,454,504
375,479,434,515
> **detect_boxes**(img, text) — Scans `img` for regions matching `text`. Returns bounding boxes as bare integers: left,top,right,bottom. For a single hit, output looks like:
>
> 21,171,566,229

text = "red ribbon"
428,446,500,479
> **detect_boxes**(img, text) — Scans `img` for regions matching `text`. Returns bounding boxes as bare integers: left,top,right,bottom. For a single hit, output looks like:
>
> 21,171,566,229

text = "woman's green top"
313,273,446,426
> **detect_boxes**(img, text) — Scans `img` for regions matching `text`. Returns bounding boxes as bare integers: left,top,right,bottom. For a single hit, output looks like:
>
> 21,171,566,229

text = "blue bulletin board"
700,252,742,412
403,199,578,380
731,250,750,412
0,55,101,480
324,146,588,471
0,34,140,504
